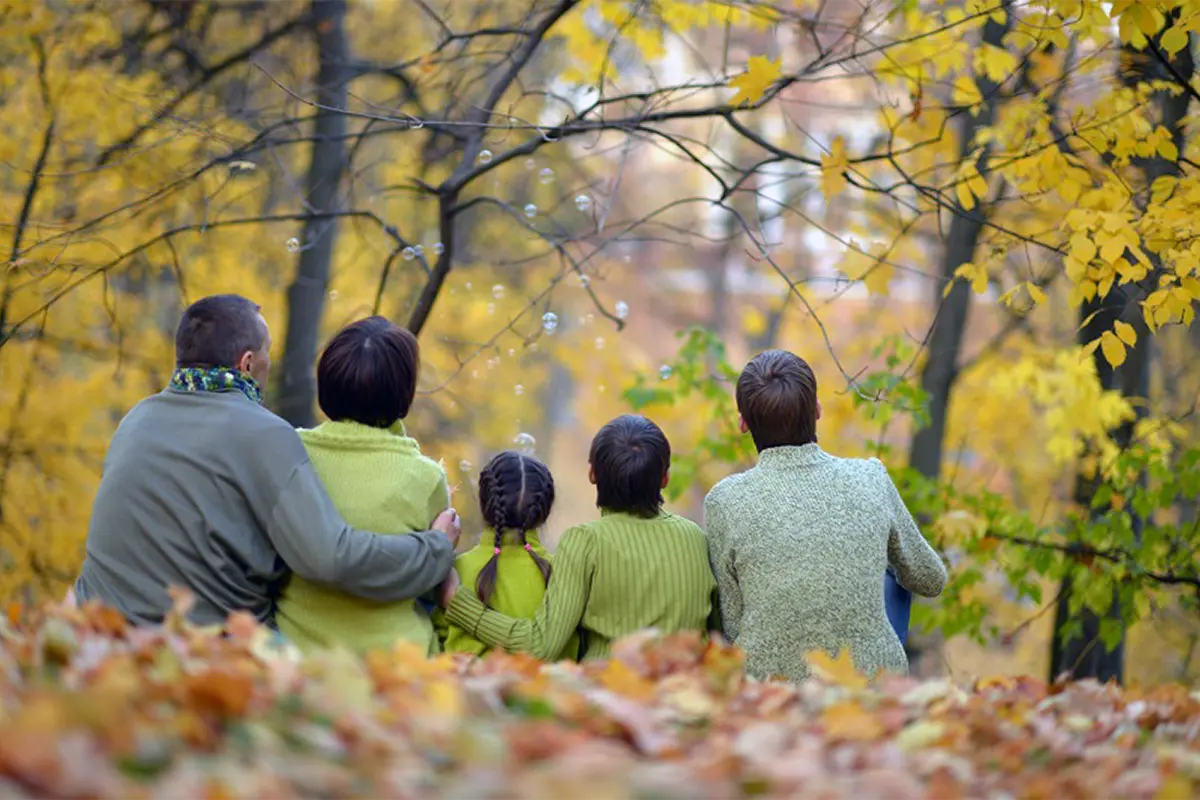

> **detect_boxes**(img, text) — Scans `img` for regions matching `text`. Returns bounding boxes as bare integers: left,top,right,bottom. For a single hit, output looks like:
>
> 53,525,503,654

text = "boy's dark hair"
589,414,670,518
317,316,420,428
175,294,265,368
475,451,555,607
736,349,819,451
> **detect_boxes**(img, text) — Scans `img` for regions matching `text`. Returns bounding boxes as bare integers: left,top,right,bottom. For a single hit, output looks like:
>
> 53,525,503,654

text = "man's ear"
661,469,670,490
738,414,749,435
235,350,254,376
816,399,822,421
588,464,597,486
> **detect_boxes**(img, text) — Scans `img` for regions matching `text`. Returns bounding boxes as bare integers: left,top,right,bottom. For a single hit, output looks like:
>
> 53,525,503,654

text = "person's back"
442,416,716,661
440,451,580,660
444,530,561,656
556,510,712,659
705,350,947,682
75,296,459,628
276,420,447,653
274,317,450,655
79,387,295,626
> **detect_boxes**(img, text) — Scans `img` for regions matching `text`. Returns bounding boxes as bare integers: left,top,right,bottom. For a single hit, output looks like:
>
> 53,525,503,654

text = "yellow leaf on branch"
838,239,892,296
1113,320,1137,347
1099,331,1127,368
821,135,850,200
727,55,781,107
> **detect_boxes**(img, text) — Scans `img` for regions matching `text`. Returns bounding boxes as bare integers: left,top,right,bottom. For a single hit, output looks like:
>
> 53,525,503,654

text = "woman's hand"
438,569,461,608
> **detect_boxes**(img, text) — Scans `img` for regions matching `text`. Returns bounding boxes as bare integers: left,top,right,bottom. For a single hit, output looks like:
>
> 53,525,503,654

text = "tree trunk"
1048,26,1193,683
907,5,1010,480
902,5,1010,675
277,0,350,426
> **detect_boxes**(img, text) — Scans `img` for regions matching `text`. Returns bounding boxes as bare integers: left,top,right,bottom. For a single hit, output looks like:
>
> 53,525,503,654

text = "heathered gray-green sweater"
704,444,947,682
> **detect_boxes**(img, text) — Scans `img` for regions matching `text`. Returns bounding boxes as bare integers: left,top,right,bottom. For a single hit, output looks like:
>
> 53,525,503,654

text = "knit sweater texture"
438,529,579,660
444,510,716,661
275,420,449,655
704,444,947,682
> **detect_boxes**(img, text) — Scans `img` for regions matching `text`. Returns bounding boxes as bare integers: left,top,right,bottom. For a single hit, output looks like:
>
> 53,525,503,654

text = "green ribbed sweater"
444,510,716,661
438,529,578,660
704,444,948,682
276,420,449,655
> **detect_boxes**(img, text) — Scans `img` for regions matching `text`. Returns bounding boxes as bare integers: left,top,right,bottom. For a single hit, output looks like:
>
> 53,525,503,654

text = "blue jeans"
885,568,912,645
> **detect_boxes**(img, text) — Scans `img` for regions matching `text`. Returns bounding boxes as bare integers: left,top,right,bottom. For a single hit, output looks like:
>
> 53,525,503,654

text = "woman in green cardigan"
440,415,717,661
275,316,451,656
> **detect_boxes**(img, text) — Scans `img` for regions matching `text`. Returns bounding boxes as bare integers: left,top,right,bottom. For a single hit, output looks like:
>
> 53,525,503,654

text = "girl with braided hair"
439,451,579,659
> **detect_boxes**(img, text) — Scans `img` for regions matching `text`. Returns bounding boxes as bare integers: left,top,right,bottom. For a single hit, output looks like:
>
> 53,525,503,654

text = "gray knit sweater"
703,444,947,682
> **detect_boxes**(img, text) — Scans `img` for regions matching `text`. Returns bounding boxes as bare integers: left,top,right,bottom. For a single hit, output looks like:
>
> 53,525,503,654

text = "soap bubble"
458,459,472,473
432,242,444,255
523,203,538,218
576,273,592,289
615,300,629,320
659,365,673,380
465,281,473,290
525,158,536,170
413,244,424,257
492,284,505,299
575,194,592,212
529,342,540,353
542,311,559,332
328,289,339,300
401,246,416,261
507,348,516,358
486,302,496,316
538,167,555,185
514,384,525,396
594,336,605,350
487,357,499,369
286,237,301,253
477,149,493,164
513,432,536,454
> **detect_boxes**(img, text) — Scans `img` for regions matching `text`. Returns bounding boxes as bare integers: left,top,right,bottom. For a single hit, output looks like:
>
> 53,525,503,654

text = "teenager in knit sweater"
704,350,948,682
275,317,455,656
441,415,716,660
439,451,578,660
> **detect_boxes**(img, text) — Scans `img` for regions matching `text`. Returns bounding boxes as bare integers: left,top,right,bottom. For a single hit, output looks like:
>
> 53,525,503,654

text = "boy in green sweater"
441,415,716,661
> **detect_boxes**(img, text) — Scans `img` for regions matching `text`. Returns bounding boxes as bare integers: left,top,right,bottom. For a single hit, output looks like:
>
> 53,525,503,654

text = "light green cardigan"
275,420,449,655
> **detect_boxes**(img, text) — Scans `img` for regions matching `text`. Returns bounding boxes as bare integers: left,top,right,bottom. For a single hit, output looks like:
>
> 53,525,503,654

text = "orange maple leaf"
806,648,870,690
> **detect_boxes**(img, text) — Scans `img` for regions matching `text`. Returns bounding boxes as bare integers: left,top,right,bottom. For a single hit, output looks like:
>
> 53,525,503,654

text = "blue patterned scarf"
169,366,263,405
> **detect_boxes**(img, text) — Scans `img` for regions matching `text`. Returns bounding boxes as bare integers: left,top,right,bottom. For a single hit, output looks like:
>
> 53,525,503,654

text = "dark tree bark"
907,5,1010,481
277,0,350,427
1049,27,1194,683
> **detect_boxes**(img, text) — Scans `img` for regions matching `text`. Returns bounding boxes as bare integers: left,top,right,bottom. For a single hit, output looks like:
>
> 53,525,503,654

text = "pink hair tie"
523,543,532,552
493,547,501,555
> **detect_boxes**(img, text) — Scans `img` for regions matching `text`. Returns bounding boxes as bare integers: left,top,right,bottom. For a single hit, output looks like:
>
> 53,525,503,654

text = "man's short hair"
736,350,819,451
588,414,671,518
175,294,265,369
317,316,420,428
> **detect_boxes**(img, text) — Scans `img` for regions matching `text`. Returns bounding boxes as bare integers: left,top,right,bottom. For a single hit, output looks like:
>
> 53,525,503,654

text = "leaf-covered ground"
0,599,1197,799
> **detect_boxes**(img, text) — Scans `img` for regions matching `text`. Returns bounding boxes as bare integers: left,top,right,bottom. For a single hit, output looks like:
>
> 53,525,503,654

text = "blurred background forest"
3,0,1200,686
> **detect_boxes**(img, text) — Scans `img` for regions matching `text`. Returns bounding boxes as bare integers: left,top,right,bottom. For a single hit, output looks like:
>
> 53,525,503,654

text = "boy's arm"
444,527,593,660
703,493,742,642
875,460,948,597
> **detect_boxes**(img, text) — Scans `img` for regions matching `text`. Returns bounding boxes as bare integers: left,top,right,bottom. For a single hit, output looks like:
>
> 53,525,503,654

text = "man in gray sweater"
75,294,460,627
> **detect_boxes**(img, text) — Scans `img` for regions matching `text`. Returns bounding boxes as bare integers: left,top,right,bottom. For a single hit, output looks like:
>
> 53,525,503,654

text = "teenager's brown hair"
736,349,819,452
474,451,555,607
